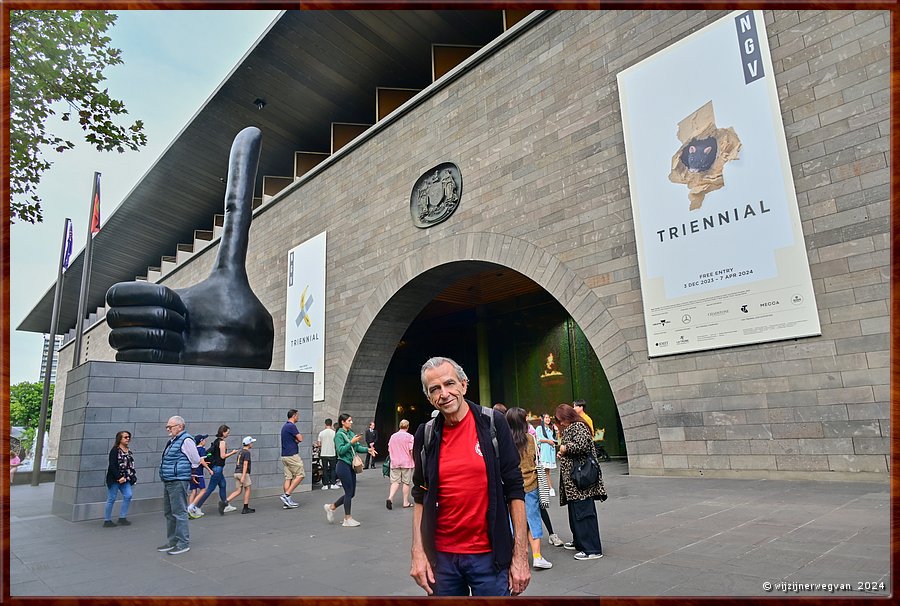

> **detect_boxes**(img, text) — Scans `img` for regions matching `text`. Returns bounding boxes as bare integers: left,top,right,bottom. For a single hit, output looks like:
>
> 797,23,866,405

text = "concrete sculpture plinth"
52,361,312,522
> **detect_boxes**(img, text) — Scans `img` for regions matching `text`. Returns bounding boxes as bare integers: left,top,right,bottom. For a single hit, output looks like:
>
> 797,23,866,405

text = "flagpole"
32,218,72,486
72,172,100,367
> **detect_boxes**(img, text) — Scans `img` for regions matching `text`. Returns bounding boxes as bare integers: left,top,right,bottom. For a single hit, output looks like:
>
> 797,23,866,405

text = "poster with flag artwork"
617,10,820,358
284,231,327,401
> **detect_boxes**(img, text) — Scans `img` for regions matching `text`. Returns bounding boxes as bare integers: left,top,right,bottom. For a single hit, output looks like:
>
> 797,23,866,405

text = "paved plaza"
9,461,891,597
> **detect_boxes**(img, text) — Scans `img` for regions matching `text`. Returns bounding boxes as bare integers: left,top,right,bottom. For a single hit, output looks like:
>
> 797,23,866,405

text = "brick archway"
334,232,661,471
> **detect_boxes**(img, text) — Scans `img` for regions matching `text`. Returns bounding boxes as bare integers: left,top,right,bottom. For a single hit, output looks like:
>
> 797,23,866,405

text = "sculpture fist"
106,127,274,369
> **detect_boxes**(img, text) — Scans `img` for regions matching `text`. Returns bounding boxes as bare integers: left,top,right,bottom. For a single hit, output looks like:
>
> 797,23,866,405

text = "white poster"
617,10,820,357
285,231,327,400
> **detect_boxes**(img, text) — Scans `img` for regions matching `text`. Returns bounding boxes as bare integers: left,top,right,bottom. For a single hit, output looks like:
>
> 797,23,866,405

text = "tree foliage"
10,10,147,224
10,381,53,430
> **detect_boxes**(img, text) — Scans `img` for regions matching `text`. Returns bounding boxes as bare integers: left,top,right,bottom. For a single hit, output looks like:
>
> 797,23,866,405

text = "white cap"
242,436,257,446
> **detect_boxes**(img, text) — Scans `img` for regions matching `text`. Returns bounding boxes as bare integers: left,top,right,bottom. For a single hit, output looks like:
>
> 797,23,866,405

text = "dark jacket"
159,431,193,481
106,447,133,487
411,400,524,570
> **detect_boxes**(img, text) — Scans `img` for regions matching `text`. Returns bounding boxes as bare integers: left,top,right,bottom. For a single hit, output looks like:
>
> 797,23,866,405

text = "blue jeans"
162,480,190,549
524,489,543,539
195,465,227,507
104,481,133,521
332,460,356,515
433,552,509,596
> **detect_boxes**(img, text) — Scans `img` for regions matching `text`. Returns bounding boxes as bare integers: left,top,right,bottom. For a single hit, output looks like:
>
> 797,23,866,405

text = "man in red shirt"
410,357,531,596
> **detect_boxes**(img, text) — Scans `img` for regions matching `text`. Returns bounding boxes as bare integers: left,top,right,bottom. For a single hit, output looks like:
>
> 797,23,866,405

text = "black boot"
241,505,255,514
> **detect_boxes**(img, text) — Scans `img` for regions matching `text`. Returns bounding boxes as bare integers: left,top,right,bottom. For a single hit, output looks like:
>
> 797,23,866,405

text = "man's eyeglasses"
165,425,178,430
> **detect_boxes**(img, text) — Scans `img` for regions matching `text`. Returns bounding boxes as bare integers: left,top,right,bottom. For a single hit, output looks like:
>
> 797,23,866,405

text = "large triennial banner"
285,231,327,400
617,10,820,357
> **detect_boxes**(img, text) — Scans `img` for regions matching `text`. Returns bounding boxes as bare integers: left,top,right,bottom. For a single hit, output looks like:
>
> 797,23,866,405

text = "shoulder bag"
571,448,600,490
350,436,364,474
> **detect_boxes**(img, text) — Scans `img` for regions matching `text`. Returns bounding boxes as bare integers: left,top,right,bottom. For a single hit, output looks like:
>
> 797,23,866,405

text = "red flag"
90,173,101,234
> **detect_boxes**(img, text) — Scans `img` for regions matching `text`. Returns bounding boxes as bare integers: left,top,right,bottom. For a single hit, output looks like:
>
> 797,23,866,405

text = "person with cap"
225,436,257,514
187,434,211,512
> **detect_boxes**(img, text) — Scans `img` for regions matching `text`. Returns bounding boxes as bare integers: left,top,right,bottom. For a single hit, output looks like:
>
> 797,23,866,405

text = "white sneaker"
321,485,329,490
549,488,556,497
574,551,603,560
533,556,553,569
331,485,339,490
286,497,299,508
548,534,564,547
342,517,361,527
188,506,204,519
223,504,237,513
324,503,335,524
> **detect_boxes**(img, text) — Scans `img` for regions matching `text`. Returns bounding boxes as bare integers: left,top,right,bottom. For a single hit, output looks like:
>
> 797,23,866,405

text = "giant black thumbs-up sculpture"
105,127,274,369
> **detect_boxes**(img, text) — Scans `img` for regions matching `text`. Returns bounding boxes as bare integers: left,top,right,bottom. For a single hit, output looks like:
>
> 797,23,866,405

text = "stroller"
593,428,611,462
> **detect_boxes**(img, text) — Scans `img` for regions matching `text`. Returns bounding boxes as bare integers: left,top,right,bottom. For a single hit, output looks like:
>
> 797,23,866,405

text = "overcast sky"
10,10,280,384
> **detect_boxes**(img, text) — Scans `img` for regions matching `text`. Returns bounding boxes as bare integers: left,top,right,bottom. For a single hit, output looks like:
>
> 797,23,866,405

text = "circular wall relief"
410,162,462,228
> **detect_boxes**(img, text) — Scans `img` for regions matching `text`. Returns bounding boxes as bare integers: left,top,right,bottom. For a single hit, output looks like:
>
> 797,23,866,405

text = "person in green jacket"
324,413,375,527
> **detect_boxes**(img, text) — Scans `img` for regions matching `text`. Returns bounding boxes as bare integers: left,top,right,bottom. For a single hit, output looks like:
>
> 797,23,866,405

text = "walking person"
386,419,415,509
324,414,374,527
555,403,607,561
364,421,378,469
317,418,337,490
279,409,305,508
189,425,239,518
225,436,256,514
187,434,211,513
505,407,553,570
411,356,530,596
158,416,204,555
103,430,137,527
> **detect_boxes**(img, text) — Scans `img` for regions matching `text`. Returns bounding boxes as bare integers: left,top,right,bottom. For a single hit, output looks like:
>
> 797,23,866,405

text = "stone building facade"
50,10,889,480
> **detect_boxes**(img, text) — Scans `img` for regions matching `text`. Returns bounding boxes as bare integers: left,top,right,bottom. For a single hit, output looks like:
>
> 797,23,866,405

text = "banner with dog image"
285,231,327,400
617,10,820,357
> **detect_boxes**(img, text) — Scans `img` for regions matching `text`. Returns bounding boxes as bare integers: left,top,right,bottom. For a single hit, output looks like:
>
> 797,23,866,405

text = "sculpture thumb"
212,126,262,278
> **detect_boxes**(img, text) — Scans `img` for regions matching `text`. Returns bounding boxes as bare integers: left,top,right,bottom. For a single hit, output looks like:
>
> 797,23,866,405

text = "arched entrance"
333,233,662,474
375,267,628,460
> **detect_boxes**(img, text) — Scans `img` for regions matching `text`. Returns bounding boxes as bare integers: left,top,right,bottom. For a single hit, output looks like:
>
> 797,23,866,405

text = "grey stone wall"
52,361,313,522
51,10,889,481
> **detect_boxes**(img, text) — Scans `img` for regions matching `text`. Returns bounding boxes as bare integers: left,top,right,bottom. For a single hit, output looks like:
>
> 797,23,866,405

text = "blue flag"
62,219,73,272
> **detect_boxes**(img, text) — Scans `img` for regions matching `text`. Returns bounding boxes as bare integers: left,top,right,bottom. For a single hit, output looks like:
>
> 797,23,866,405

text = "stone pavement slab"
9,461,891,597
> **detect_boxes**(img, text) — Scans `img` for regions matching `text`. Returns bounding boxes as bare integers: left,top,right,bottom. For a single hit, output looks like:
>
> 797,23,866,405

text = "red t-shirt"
434,408,491,553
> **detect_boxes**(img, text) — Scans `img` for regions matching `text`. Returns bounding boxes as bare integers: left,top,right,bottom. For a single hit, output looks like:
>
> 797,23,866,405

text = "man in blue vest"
158,415,203,555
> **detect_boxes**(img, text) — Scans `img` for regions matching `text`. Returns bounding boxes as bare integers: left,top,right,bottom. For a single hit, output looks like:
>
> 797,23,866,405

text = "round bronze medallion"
410,162,462,228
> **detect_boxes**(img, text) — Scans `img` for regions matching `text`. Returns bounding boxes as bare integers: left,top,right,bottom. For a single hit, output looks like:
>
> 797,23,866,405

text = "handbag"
351,450,364,474
571,449,600,490
382,455,391,478
533,436,551,509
